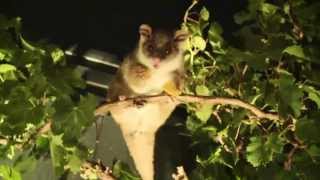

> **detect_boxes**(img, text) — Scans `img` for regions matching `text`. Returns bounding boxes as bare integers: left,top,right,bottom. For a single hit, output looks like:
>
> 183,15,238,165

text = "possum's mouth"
152,57,161,68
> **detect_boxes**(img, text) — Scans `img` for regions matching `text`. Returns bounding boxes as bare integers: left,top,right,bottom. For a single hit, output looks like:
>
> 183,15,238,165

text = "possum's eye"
148,45,153,51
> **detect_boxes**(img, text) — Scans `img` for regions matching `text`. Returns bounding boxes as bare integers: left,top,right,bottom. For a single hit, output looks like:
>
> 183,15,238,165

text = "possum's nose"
152,57,161,68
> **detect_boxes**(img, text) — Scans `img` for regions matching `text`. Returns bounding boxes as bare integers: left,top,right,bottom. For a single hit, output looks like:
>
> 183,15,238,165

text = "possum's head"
137,24,189,69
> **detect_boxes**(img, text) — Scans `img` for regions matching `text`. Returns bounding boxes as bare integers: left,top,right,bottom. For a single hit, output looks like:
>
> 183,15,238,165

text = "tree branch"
95,95,280,121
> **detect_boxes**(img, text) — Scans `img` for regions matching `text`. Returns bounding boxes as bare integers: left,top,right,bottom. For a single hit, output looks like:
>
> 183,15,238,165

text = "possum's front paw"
133,98,147,108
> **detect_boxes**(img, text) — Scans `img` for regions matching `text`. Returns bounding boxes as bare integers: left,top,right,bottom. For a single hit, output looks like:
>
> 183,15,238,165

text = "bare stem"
95,95,280,122
183,0,199,24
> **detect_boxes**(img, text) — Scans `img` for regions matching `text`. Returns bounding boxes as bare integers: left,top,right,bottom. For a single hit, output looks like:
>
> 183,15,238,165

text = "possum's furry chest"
124,55,183,95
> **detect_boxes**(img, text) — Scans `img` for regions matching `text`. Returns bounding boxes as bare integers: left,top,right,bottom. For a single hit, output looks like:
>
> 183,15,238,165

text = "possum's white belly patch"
109,99,177,180
113,103,165,133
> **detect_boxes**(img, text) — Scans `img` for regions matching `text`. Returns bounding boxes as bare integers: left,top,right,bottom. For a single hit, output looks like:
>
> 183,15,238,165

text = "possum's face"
138,24,189,69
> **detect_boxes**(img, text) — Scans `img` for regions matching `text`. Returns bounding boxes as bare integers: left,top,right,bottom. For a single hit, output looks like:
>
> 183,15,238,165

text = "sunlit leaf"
191,36,206,51
0,64,16,73
50,48,65,63
66,154,82,174
303,85,320,109
50,134,65,177
260,3,279,16
283,45,308,60
0,165,22,180
195,104,213,123
196,85,210,96
200,7,210,21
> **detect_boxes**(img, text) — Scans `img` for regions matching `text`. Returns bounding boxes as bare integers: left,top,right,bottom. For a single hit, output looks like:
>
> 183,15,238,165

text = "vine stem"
95,95,280,121
183,0,199,24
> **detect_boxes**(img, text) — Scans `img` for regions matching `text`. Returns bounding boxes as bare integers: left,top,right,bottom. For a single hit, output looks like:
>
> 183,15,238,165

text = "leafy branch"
95,95,280,121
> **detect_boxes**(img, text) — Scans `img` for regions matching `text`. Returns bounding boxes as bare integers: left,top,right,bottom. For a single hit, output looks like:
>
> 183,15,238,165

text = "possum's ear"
174,29,189,42
174,29,189,50
139,24,152,41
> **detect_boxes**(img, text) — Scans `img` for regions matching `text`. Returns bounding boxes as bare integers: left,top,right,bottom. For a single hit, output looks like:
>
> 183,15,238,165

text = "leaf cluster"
0,15,98,179
184,0,320,179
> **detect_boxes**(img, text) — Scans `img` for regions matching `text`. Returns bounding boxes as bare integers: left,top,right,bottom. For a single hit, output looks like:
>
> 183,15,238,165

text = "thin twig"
37,121,51,135
284,133,307,170
234,123,241,140
183,0,199,24
284,145,297,171
288,0,304,40
172,166,189,180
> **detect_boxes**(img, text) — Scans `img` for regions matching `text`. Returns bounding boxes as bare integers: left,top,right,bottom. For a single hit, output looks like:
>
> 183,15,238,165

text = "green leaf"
186,116,203,132
200,7,210,21
0,64,16,73
191,36,206,51
0,15,21,30
66,154,82,174
112,160,140,180
260,3,279,16
225,48,269,70
47,68,85,95
246,134,284,167
14,155,37,174
208,23,225,54
50,48,65,63
50,134,65,177
234,0,265,24
53,95,97,142
196,147,233,169
0,165,22,180
279,72,303,117
266,133,284,154
36,135,50,151
283,45,308,60
195,104,213,123
246,136,266,167
283,3,290,15
196,85,210,96
0,49,14,61
303,85,320,109
306,145,320,158
296,117,320,143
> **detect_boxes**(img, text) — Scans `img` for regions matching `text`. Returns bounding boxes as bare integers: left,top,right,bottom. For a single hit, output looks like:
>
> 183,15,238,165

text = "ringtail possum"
106,24,189,180
107,24,188,101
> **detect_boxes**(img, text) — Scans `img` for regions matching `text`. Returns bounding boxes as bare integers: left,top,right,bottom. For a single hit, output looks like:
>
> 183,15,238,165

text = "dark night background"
1,1,246,179
1,0,245,57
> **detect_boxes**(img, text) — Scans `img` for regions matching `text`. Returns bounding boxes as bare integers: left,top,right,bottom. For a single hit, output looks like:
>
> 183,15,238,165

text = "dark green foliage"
184,0,320,179
0,15,97,179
